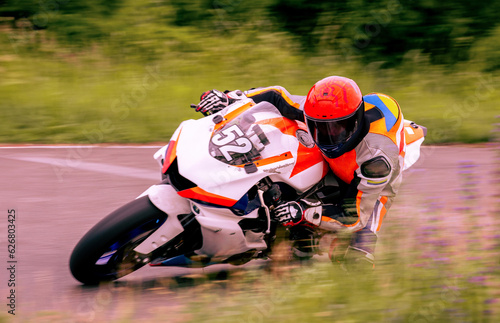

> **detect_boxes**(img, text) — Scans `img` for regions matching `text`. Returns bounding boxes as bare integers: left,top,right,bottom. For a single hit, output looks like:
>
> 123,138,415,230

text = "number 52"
211,125,253,161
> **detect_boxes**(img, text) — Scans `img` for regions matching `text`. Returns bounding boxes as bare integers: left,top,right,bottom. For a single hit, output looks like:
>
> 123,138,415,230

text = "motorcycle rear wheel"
69,196,167,285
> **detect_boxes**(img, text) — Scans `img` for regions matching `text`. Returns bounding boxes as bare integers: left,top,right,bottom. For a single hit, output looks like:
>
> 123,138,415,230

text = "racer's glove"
195,89,229,116
193,89,246,116
273,201,304,226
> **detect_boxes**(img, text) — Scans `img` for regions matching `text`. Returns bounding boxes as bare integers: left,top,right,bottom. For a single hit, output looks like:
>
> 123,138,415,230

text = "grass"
1,26,500,144
181,198,500,323
4,219,499,322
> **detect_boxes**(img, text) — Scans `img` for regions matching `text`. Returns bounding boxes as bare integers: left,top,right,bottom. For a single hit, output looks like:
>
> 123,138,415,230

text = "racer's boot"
331,228,376,273
288,226,318,262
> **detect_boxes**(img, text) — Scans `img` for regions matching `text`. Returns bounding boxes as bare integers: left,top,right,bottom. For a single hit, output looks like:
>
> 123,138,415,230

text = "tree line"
1,0,499,69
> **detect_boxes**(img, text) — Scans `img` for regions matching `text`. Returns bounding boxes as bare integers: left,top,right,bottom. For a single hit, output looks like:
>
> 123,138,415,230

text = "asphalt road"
0,144,498,321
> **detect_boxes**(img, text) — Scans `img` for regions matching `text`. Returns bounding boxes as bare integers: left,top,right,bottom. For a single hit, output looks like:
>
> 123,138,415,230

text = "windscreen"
208,102,291,166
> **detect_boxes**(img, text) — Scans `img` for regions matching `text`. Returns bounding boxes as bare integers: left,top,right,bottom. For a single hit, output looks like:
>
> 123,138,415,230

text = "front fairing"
173,100,298,206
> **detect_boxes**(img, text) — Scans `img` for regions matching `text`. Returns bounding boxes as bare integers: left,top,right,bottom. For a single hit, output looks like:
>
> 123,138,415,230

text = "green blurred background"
1,0,499,144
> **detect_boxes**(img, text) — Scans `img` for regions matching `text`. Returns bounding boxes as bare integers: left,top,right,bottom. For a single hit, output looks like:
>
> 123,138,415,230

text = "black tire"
69,196,168,285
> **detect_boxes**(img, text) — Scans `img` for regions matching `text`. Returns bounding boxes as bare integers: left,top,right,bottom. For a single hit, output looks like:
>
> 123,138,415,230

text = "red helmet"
304,76,365,158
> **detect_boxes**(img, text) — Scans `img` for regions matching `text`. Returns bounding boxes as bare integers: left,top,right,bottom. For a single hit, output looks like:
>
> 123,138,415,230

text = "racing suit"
243,86,406,266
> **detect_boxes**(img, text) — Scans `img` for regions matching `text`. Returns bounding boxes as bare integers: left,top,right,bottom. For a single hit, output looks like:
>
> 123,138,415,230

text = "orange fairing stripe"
256,117,326,178
161,133,181,174
256,117,296,136
234,152,294,168
404,121,425,145
178,187,238,207
213,101,255,132
257,118,304,174
255,152,294,166
290,143,325,178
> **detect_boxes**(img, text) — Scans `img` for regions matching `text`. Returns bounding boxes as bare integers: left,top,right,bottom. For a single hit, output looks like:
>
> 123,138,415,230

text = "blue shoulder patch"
363,94,398,131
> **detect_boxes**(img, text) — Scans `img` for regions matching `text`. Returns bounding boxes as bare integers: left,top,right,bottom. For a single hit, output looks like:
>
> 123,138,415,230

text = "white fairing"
402,119,426,171
271,161,326,192
153,145,168,168
192,203,267,259
403,137,424,171
135,100,327,259
134,184,190,254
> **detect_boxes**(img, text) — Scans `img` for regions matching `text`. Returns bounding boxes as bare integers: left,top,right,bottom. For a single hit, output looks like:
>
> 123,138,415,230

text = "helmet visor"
306,111,359,150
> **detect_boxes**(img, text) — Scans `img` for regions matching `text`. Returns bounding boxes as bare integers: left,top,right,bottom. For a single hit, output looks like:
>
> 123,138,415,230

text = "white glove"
274,201,304,226
195,89,229,116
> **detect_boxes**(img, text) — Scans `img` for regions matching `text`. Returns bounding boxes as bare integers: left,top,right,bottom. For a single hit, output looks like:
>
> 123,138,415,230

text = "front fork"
257,189,272,234
256,177,283,233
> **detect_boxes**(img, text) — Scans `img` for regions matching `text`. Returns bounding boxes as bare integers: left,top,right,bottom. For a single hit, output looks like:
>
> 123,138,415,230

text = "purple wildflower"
468,276,487,285
484,298,499,304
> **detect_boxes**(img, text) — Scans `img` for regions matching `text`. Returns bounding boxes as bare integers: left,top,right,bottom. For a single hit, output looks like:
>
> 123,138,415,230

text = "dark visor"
306,114,358,148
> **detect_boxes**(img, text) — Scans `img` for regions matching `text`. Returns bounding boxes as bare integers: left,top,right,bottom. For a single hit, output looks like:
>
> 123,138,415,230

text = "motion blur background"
1,1,500,322
1,0,500,144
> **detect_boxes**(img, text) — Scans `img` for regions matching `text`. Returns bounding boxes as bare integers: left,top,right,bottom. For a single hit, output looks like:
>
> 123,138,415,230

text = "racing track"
0,144,498,321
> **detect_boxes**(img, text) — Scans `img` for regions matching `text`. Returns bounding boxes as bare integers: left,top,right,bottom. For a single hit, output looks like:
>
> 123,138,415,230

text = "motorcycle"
69,98,426,285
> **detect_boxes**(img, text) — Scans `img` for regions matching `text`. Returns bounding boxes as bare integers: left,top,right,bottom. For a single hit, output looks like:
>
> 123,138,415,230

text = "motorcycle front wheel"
69,195,167,285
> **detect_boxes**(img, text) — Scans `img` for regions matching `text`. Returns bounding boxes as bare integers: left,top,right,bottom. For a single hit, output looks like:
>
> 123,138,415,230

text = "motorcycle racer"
194,76,407,271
